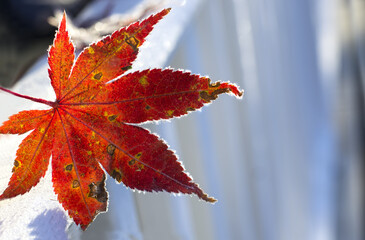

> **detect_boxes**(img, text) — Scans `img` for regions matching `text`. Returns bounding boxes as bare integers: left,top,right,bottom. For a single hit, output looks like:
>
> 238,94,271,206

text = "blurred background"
0,0,364,239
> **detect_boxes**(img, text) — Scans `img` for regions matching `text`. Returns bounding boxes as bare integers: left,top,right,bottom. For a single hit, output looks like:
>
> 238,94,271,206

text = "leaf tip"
0,194,6,201
80,224,89,231
217,82,243,99
60,11,67,30
203,194,218,203
157,8,171,19
228,83,244,99
193,184,217,203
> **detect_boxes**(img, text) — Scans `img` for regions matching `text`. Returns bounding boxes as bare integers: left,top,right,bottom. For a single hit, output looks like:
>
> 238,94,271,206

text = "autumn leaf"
0,9,242,230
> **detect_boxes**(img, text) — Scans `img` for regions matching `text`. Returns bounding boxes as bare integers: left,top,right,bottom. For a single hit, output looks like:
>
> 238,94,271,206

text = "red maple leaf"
0,9,242,230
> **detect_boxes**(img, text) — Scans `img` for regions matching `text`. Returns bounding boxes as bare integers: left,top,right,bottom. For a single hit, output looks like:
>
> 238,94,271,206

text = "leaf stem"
0,86,54,107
